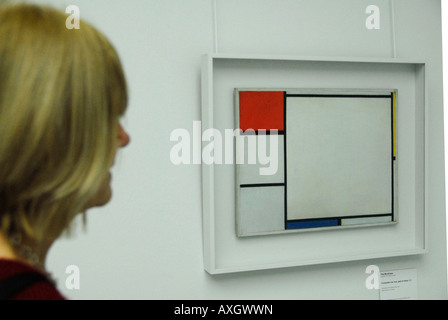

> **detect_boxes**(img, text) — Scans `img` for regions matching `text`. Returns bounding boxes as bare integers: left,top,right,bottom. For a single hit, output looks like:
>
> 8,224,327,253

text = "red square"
239,91,284,131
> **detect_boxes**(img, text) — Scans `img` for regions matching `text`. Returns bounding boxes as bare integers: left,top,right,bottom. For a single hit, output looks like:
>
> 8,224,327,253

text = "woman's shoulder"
0,259,66,300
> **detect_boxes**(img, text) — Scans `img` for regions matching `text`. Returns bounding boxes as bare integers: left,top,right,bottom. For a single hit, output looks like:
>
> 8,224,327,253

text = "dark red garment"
0,259,66,300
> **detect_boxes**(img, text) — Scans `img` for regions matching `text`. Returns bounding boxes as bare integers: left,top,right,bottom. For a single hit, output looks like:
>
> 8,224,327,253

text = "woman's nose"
118,123,130,148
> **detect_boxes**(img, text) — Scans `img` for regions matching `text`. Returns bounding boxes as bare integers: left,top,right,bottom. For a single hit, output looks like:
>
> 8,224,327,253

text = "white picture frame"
201,54,427,274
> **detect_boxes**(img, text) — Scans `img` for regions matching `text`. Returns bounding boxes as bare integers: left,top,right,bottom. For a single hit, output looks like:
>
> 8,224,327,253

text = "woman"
0,3,130,299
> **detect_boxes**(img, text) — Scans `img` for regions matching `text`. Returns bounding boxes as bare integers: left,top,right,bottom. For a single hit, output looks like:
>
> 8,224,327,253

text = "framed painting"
201,54,427,274
235,89,398,237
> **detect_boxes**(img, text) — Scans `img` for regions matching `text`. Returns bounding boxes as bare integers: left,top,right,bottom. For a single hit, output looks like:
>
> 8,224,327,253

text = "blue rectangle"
287,219,339,230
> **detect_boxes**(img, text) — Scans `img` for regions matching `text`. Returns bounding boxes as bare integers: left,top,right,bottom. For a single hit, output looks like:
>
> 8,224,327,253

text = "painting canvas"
235,89,397,237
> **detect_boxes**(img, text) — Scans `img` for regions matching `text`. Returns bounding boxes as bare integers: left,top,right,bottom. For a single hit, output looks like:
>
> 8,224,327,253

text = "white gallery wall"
23,0,447,299
444,0,448,275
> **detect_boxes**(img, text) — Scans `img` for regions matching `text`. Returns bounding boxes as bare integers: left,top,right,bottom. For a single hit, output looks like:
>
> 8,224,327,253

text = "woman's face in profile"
89,122,130,208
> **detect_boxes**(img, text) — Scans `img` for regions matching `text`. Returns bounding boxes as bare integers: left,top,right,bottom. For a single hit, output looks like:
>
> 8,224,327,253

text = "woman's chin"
91,189,112,208
87,174,113,208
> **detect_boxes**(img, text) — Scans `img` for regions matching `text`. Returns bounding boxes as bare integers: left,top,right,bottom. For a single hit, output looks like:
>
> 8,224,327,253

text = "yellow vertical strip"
393,92,397,158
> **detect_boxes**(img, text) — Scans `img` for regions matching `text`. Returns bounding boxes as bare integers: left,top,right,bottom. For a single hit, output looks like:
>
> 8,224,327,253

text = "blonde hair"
0,4,128,242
